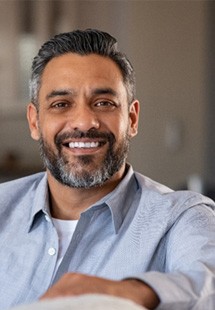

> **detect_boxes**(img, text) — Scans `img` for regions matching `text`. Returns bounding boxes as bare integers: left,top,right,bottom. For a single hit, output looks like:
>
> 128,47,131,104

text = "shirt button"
45,215,51,222
48,247,56,256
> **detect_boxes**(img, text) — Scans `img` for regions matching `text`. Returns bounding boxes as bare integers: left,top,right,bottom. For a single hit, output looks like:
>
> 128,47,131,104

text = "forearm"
120,279,160,309
41,273,160,309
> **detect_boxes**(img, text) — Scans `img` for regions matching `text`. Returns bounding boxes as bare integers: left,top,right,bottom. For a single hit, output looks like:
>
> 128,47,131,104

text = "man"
0,29,215,310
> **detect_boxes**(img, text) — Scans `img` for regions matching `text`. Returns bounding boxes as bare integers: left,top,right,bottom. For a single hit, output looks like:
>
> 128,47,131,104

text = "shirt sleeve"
128,204,215,309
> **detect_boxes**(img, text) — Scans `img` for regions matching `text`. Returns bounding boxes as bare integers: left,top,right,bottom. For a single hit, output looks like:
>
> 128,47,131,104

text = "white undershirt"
52,218,78,277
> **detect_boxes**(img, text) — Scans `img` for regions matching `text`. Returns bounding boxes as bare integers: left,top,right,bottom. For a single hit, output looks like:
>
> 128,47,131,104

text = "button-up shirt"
0,165,215,309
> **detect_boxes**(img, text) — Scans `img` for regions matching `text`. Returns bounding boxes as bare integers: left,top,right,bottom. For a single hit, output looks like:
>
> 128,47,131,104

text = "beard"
39,129,130,189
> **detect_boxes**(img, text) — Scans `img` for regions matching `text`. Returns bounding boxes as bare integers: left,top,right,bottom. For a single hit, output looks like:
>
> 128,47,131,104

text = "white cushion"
13,294,147,310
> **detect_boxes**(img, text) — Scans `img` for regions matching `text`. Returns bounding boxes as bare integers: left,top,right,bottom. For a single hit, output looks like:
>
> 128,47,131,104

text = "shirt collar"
27,173,50,232
27,164,139,234
105,164,140,233
85,164,140,234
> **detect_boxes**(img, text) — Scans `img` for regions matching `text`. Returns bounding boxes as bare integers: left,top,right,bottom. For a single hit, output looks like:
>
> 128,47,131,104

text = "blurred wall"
0,0,214,190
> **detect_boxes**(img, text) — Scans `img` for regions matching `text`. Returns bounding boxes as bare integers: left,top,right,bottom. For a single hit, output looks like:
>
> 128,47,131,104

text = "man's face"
28,53,139,188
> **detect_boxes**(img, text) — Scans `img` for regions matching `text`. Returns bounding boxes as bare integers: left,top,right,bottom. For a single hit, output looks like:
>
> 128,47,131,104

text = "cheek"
112,118,129,140
40,114,79,136
38,116,63,142
119,113,130,132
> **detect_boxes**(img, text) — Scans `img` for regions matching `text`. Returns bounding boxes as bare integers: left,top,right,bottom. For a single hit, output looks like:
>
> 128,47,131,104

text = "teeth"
68,141,99,148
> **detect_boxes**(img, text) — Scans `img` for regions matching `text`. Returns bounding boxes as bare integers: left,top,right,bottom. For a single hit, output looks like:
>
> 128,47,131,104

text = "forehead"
40,53,124,89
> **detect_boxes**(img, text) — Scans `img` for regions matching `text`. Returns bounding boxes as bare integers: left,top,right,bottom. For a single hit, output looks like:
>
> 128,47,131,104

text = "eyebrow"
46,89,75,100
45,87,118,101
92,87,117,97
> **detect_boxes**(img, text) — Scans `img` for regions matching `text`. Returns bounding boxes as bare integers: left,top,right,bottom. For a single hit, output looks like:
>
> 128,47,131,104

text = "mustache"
55,129,116,146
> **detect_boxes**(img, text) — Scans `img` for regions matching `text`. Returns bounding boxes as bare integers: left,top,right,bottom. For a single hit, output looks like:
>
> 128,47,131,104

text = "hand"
40,273,159,309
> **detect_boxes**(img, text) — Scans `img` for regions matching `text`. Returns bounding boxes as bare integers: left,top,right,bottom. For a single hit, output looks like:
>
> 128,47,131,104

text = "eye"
51,101,70,109
94,100,117,110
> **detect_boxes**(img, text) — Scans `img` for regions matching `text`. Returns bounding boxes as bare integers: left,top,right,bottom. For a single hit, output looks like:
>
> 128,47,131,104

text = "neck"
47,165,126,220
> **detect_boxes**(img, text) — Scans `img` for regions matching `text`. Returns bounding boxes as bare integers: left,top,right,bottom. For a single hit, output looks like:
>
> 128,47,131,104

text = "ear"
128,100,139,138
27,103,40,141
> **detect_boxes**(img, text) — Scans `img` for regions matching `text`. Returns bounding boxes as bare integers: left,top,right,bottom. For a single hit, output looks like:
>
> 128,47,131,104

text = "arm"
133,204,215,309
41,204,215,309
40,273,160,309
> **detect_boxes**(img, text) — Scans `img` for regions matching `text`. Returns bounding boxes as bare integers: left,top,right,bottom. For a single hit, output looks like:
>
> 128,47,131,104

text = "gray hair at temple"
29,29,136,109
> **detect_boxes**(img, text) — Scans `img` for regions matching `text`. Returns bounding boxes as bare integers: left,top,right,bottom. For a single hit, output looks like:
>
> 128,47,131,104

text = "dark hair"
29,29,136,108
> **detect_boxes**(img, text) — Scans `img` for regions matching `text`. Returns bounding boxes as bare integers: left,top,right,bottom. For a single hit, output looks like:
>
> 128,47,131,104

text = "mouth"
63,140,106,150
56,130,113,154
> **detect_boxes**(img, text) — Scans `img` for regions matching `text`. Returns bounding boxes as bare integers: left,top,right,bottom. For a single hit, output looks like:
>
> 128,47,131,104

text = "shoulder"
130,171,215,237
133,171,215,214
0,172,46,205
134,171,173,194
0,172,46,190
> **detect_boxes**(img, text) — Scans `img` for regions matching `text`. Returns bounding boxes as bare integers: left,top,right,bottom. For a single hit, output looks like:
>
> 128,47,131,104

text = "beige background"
0,0,214,192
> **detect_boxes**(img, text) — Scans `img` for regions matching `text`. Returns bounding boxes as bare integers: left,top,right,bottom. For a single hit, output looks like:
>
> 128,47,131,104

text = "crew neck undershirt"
52,217,78,277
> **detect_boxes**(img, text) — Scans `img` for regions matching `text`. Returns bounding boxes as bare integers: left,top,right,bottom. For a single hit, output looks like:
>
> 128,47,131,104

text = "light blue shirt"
0,165,215,309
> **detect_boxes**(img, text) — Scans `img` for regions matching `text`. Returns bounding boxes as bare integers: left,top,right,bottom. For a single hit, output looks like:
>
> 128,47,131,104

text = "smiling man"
0,29,215,310
28,50,138,220
29,52,136,200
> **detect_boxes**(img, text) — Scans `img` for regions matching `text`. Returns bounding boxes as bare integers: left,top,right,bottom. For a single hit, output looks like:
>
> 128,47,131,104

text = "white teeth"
68,141,99,148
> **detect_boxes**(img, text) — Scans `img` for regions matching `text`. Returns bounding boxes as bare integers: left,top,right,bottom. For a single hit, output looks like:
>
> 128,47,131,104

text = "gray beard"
39,130,130,189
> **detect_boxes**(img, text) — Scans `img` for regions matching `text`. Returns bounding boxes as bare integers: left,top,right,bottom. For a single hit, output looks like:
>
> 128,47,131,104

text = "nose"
71,105,100,131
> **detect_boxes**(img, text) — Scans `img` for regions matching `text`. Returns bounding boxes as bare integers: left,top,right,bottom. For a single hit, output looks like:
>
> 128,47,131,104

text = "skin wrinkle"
46,87,118,102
